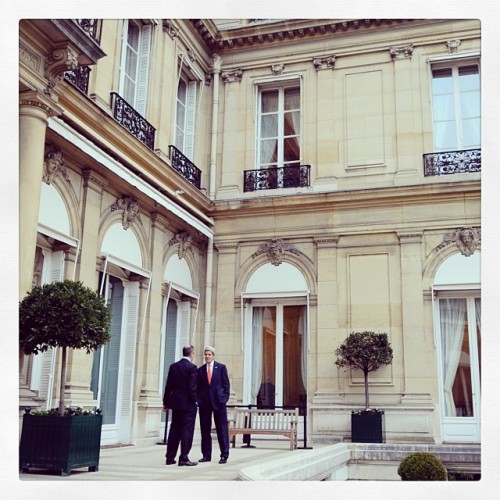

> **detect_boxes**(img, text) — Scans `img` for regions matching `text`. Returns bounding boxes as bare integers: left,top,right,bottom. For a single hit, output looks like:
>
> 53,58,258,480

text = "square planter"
19,412,103,476
351,411,384,443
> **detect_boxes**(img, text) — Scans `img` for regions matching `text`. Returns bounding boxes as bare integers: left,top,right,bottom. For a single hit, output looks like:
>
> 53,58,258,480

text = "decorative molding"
162,19,179,38
446,39,462,54
43,149,71,185
389,44,414,60
397,232,423,244
313,55,336,70
251,238,302,266
271,63,285,75
315,236,340,248
168,231,193,259
111,196,142,230
435,226,481,256
19,43,42,72
19,98,53,115
44,46,79,95
82,169,108,190
221,68,243,83
211,53,223,73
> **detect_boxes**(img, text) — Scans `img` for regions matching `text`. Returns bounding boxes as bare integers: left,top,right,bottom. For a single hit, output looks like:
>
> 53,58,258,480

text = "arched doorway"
433,252,481,442
242,262,309,412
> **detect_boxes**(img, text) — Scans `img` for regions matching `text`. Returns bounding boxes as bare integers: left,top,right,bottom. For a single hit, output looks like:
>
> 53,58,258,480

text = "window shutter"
176,301,191,357
35,250,65,408
136,24,152,116
117,281,140,442
184,81,197,160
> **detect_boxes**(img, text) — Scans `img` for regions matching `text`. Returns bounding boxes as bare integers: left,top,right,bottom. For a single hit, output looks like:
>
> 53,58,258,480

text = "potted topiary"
335,331,393,443
19,280,112,476
397,452,448,481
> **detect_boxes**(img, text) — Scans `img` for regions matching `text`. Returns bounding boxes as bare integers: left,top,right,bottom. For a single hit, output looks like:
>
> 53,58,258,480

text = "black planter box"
351,411,384,443
19,413,103,476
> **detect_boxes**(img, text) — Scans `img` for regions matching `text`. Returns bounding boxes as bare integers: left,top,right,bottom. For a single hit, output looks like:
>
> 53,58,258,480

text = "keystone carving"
43,149,71,184
111,196,142,230
271,63,285,75
389,44,414,60
251,238,301,266
313,55,336,70
221,68,243,83
168,231,193,259
446,39,462,54
436,226,481,256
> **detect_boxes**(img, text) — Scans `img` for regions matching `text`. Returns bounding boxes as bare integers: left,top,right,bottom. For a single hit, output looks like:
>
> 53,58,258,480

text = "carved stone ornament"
389,44,414,60
436,226,481,256
162,19,179,38
313,55,336,70
44,46,79,95
111,196,142,230
43,149,71,184
211,53,223,73
221,68,243,83
251,238,301,266
446,39,462,54
168,231,193,259
271,63,285,75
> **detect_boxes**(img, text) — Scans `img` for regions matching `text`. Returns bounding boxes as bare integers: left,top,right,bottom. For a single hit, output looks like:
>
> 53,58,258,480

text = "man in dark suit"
163,345,198,466
197,346,230,464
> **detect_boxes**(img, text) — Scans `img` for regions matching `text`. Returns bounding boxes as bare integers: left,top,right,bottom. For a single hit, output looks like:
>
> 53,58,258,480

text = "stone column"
398,232,431,403
19,91,61,298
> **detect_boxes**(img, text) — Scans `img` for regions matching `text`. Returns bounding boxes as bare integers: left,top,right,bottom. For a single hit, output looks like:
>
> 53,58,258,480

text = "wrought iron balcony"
64,65,91,94
111,92,156,150
75,19,101,43
168,145,202,189
243,165,311,192
423,148,481,176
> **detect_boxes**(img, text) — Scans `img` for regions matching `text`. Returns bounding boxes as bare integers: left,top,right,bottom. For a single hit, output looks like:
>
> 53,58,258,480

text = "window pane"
127,22,140,50
460,91,480,118
435,122,457,150
123,77,135,104
284,111,300,135
433,95,455,120
284,137,300,162
284,88,300,110
261,114,278,138
432,68,453,93
261,90,279,112
260,139,278,164
459,65,479,92
462,118,480,148
177,80,187,104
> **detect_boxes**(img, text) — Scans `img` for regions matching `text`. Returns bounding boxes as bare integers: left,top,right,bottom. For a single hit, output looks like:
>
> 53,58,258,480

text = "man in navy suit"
197,346,230,464
163,345,198,466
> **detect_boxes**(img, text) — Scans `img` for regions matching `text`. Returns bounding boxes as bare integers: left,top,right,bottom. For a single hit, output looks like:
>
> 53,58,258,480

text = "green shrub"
397,452,448,481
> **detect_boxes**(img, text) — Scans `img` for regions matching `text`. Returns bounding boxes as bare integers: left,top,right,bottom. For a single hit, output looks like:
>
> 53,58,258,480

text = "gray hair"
204,345,215,355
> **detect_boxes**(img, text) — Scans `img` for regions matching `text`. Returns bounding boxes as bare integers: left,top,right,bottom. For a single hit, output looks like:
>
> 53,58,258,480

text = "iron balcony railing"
423,148,481,176
168,145,202,189
75,19,102,43
64,65,91,94
243,164,311,192
111,92,156,150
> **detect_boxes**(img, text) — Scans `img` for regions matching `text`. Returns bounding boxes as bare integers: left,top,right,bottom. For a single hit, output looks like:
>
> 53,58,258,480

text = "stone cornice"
191,19,415,51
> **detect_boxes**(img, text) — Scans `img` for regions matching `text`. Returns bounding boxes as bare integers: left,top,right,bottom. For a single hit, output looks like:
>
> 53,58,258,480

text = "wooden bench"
227,407,299,450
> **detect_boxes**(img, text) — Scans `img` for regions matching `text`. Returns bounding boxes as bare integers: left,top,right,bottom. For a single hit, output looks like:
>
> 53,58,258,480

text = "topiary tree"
335,331,393,410
397,451,448,481
19,280,112,415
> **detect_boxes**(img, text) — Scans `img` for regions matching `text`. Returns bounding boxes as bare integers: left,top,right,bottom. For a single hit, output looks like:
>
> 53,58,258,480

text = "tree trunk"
364,370,369,409
59,346,67,415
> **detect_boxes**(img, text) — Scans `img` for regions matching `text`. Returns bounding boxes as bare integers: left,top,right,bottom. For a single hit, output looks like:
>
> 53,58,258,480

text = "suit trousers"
199,404,229,459
166,407,197,461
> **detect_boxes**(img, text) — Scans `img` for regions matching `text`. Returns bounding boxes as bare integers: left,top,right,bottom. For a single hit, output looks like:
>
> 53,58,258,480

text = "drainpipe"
209,54,222,200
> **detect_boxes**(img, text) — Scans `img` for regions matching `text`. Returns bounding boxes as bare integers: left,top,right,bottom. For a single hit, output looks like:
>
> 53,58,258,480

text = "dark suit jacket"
163,358,198,410
197,361,230,411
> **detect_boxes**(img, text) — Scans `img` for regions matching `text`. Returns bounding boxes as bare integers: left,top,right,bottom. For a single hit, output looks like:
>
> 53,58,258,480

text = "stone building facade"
19,19,481,445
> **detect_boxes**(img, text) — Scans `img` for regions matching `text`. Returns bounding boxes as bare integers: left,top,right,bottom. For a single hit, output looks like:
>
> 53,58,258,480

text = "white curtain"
251,308,263,403
440,298,467,416
298,306,307,391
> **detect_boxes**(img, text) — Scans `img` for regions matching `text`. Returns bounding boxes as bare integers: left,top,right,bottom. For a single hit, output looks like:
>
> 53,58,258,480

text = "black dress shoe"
166,459,176,465
178,460,198,466
199,457,211,462
218,457,227,464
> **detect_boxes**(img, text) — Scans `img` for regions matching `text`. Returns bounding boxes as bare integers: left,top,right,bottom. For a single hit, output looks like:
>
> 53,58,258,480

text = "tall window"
257,83,301,169
431,60,480,152
175,75,197,160
119,20,152,116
